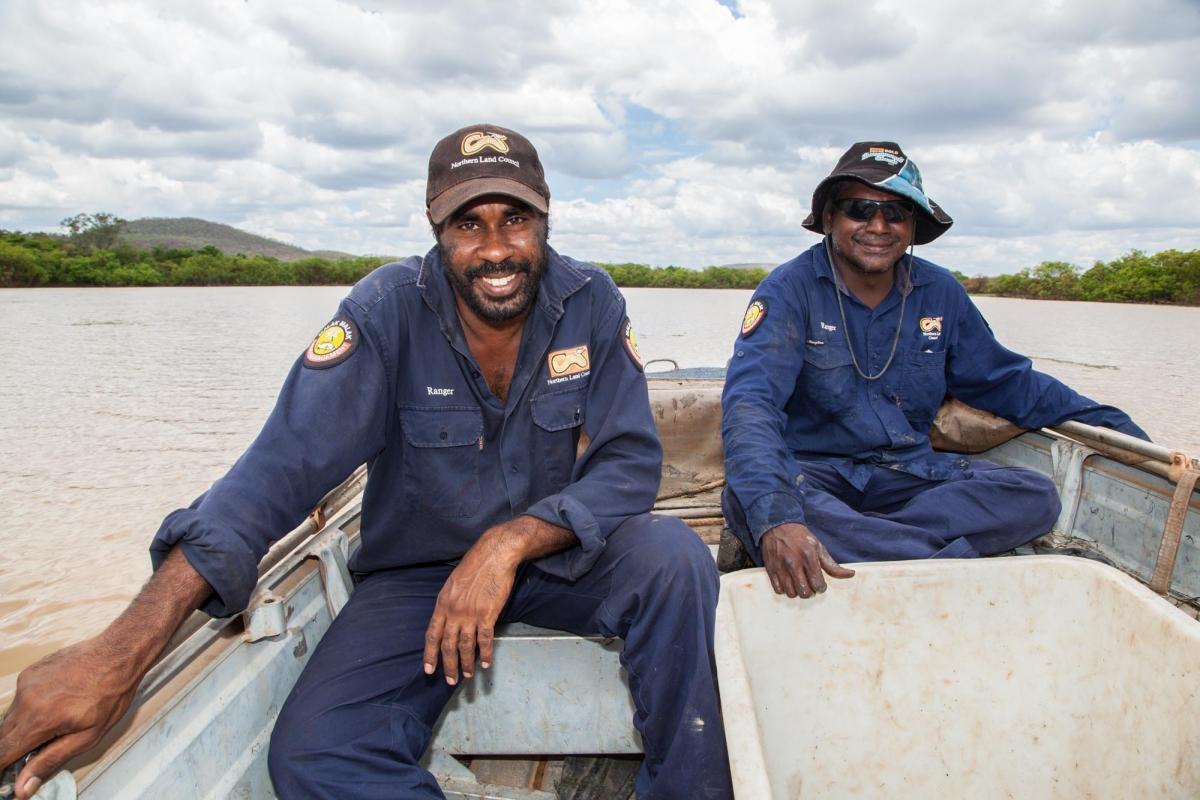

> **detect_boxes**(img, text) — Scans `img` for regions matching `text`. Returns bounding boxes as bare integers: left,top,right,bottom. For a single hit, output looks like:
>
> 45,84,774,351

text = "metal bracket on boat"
242,590,288,642
1050,438,1099,538
643,357,679,373
1149,454,1200,595
306,527,353,618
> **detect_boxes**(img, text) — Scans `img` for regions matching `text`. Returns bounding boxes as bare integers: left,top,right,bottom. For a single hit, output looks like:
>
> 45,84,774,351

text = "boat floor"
440,755,640,800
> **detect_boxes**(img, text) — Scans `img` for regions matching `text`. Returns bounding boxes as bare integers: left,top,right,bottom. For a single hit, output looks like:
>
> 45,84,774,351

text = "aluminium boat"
15,371,1199,799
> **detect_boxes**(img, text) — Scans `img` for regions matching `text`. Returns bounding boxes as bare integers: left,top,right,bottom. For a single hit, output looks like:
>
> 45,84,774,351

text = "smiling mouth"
475,270,525,300
482,273,517,289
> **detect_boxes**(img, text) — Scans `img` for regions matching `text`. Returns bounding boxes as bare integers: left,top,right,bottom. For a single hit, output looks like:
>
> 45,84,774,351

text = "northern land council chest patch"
548,344,590,379
304,318,358,369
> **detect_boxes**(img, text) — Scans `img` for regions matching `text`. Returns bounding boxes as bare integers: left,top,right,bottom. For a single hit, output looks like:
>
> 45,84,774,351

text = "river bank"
4,231,1198,302
964,249,1200,305
0,232,769,289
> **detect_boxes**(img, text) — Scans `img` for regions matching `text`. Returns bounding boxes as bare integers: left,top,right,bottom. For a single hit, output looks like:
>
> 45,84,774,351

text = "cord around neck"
823,236,912,381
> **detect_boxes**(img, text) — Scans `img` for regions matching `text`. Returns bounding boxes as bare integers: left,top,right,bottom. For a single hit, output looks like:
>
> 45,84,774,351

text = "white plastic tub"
716,557,1200,799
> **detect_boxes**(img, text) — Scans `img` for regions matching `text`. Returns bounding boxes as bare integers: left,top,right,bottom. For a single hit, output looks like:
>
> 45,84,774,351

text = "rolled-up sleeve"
150,301,391,616
526,287,661,580
721,283,811,544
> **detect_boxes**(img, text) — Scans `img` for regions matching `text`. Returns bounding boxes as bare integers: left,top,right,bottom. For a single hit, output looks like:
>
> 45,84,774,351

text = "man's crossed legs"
724,460,1061,565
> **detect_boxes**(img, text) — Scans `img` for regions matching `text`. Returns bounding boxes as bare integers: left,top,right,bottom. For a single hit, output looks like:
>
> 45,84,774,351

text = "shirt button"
472,370,480,378
439,431,447,440
510,464,518,473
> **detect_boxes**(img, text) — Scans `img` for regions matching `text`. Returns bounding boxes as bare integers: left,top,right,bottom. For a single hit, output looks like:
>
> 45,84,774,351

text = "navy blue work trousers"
724,459,1061,565
268,513,733,799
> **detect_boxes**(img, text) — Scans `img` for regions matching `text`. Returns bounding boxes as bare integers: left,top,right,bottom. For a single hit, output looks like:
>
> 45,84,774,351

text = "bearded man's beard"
439,241,549,323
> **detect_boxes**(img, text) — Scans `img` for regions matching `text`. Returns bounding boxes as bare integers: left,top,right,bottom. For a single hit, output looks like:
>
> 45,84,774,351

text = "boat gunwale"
69,503,365,790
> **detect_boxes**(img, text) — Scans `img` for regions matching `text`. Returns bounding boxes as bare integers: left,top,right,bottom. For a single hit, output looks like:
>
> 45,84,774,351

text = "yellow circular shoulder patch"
304,318,358,369
741,299,767,337
622,317,644,371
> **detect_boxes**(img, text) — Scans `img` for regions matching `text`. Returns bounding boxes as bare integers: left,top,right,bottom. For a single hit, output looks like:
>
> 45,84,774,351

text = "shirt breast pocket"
899,349,948,421
398,405,483,518
800,342,857,420
530,386,587,491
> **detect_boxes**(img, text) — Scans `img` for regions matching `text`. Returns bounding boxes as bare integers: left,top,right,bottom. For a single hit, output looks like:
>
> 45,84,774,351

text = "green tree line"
964,250,1200,305
596,262,768,289
3,215,1193,301
0,231,384,287
0,228,769,290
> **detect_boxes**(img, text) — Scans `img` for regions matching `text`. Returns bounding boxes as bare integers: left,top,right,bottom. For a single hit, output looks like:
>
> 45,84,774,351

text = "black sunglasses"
833,197,915,223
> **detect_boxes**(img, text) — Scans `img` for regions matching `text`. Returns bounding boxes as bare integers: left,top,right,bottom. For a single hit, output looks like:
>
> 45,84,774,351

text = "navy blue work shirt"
721,241,1148,545
151,246,659,617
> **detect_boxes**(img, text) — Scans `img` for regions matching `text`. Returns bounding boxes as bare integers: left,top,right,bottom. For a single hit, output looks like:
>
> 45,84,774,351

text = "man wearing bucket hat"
0,125,732,799
720,141,1147,599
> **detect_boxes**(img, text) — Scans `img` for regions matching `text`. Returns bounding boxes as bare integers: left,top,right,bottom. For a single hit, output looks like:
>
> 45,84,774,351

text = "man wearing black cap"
720,142,1148,599
0,125,732,799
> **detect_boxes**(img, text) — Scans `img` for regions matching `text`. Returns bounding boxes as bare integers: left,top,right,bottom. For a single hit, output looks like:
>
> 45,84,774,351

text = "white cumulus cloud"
0,0,1196,273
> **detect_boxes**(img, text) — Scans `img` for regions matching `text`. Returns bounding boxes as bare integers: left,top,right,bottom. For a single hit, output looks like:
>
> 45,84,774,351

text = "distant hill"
119,217,355,262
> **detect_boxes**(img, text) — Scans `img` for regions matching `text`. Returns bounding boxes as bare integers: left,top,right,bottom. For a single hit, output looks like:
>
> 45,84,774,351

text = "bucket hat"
802,141,952,245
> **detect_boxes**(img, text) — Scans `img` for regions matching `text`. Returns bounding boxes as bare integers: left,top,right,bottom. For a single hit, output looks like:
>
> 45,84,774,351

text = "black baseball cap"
426,124,550,224
802,141,953,245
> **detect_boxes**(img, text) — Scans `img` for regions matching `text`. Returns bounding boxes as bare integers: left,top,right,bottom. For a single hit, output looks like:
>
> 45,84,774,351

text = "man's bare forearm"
482,514,578,569
98,546,213,678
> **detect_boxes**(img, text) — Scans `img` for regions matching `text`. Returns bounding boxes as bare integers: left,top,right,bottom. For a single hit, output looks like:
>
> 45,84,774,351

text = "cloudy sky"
1,0,1197,275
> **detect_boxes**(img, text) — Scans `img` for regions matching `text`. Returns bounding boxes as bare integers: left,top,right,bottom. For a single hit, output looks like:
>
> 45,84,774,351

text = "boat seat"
426,623,639,757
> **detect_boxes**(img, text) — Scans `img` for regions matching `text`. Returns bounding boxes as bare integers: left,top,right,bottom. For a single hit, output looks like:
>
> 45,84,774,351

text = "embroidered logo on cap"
741,299,767,337
863,147,905,166
461,131,510,156
304,318,358,369
622,318,644,371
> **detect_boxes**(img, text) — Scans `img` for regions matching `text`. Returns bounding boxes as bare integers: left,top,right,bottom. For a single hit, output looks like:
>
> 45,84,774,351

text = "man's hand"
0,547,210,799
0,638,141,799
761,522,855,598
423,516,575,685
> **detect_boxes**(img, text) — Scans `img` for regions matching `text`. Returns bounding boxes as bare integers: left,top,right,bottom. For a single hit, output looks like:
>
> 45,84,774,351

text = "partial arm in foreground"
0,547,210,800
